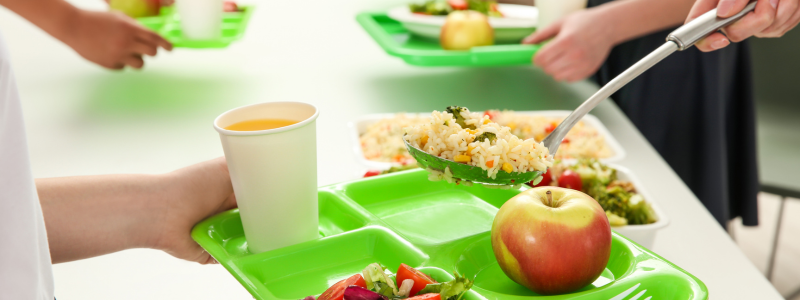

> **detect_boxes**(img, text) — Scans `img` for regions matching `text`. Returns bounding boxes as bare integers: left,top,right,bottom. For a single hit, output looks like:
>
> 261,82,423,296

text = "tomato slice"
396,264,437,296
318,274,366,300
407,294,441,300
448,0,468,10
557,170,583,191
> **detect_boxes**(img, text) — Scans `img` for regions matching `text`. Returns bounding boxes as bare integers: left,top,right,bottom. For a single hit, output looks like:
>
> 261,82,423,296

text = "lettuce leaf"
417,273,474,300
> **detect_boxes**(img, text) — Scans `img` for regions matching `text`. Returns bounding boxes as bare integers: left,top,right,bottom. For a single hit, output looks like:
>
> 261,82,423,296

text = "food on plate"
526,168,552,187
223,0,241,12
409,0,502,17
486,110,615,160
403,106,552,180
491,187,612,295
546,159,658,226
308,263,473,300
360,114,428,165
440,11,494,50
358,111,614,170
556,169,582,190
397,263,437,296
110,0,161,18
318,274,367,300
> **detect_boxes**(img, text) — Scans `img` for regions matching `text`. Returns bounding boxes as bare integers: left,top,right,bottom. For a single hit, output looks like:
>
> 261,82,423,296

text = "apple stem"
546,190,553,207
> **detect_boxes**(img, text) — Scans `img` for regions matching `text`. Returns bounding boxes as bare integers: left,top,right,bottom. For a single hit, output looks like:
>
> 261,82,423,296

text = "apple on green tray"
491,187,612,295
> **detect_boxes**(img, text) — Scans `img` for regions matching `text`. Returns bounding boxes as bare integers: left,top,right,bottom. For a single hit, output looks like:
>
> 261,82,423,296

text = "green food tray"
356,12,541,67
137,6,253,48
192,169,708,300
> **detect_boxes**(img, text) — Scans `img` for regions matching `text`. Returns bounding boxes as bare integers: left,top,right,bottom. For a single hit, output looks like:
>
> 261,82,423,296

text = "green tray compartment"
356,12,541,67
343,171,518,245
192,169,708,300
136,6,253,48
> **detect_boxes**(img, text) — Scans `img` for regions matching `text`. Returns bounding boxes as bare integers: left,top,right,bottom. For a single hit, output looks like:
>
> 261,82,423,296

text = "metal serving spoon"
405,2,757,185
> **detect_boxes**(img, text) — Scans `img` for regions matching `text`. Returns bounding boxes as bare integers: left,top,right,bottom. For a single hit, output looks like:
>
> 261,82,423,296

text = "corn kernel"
502,163,513,173
467,146,474,154
454,155,471,163
421,135,429,146
483,119,490,124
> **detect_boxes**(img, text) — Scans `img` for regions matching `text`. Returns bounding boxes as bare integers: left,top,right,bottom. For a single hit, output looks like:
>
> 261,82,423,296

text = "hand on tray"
522,9,615,82
689,0,800,51
62,10,172,69
154,157,238,264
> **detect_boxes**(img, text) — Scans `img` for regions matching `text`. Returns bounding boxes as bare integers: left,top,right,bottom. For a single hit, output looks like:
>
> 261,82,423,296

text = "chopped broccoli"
446,106,476,130
474,132,496,144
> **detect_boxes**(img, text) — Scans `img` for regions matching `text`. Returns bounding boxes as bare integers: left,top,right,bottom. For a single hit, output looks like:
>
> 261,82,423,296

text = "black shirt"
588,0,759,227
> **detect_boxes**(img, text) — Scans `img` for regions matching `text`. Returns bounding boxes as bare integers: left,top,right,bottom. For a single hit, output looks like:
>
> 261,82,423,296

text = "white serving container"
386,4,538,43
600,164,669,249
348,110,626,171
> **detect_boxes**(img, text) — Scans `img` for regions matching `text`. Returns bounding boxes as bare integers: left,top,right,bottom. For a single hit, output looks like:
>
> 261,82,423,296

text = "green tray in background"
137,6,253,48
356,12,541,67
192,169,708,300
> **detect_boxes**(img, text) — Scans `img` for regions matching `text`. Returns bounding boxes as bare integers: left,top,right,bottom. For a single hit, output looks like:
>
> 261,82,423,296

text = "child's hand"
153,157,238,264
64,10,172,69
522,9,617,82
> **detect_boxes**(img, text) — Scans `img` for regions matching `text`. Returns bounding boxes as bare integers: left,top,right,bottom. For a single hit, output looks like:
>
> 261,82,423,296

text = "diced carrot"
486,160,494,168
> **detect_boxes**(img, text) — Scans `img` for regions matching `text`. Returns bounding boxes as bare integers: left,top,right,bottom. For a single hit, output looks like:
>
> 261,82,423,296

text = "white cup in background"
176,0,223,40
214,102,320,254
535,0,588,29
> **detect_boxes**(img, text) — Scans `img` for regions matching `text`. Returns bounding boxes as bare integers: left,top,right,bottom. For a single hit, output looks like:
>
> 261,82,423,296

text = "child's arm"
522,0,696,82
0,0,172,69
36,158,237,264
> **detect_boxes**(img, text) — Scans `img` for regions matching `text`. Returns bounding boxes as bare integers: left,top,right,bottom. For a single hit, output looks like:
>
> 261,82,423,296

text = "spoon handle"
542,42,677,154
668,2,757,50
542,3,756,154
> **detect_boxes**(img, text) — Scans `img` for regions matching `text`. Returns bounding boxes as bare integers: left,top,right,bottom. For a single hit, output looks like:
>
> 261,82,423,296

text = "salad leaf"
474,132,496,144
446,106,476,130
569,159,616,188
417,272,474,300
362,263,387,290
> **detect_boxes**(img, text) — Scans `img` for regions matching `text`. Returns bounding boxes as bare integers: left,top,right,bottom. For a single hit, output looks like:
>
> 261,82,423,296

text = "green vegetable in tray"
409,1,452,15
445,106,476,130
569,159,616,188
417,272,474,300
568,159,657,226
408,0,501,17
474,132,496,143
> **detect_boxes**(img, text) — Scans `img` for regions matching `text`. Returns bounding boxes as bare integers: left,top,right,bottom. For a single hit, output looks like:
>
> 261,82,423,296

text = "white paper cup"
214,102,319,254
176,0,223,40
536,0,588,29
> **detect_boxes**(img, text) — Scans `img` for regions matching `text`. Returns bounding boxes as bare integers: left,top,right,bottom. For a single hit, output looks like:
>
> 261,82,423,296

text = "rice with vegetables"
487,110,614,160
403,107,553,179
360,111,613,165
360,114,428,165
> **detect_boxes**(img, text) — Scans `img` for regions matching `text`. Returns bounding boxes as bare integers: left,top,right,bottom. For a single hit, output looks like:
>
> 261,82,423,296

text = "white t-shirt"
0,33,55,300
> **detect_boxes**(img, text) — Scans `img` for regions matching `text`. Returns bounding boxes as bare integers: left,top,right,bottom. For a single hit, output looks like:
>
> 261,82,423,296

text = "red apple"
491,187,611,295
110,0,160,18
440,11,494,50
